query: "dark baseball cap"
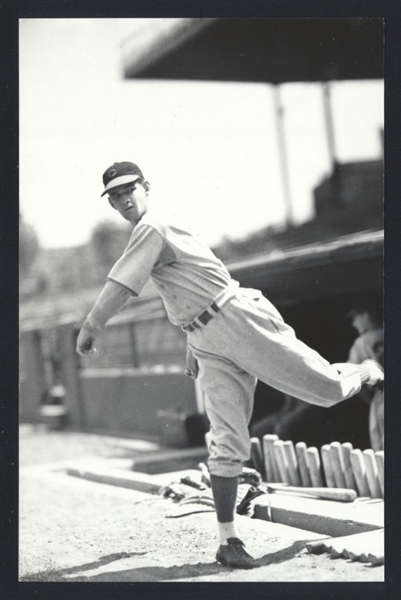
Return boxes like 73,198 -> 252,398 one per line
101,161 -> 144,197
346,306 -> 367,319
346,300 -> 380,320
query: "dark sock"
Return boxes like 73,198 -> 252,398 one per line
210,474 -> 238,523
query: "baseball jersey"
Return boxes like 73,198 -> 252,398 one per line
347,329 -> 384,366
107,208 -> 233,326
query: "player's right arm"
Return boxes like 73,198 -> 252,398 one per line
77,222 -> 163,356
76,280 -> 132,356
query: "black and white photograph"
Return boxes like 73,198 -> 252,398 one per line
12,9 -> 397,590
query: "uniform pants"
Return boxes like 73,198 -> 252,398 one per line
186,286 -> 363,477
369,390 -> 384,451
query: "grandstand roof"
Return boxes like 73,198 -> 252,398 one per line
123,18 -> 383,83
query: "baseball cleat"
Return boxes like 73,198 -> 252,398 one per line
216,538 -> 260,569
363,359 -> 384,391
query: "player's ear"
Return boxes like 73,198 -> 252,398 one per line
143,180 -> 151,195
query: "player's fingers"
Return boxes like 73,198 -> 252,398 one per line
77,334 -> 97,355
77,345 -> 97,356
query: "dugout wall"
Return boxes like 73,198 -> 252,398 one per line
19,229 -> 383,446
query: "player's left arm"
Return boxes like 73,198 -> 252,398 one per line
76,280 -> 132,355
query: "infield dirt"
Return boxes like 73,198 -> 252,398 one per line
18,426 -> 384,583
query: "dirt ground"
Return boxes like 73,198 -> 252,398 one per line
18,425 -> 385,584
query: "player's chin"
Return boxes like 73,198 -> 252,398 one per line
122,213 -> 135,223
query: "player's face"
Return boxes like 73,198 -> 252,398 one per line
108,180 -> 150,224
351,312 -> 370,335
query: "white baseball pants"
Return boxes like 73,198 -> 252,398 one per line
187,286 -> 363,477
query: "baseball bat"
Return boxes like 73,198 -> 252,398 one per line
264,483 -> 357,502
350,449 -> 370,497
363,449 -> 382,499
306,446 -> 325,487
250,437 -> 264,475
273,440 -> 290,483
329,441 -> 347,489
283,440 -> 302,486
341,442 -> 357,491
262,434 -> 279,482
295,441 -> 312,487
321,444 -> 336,488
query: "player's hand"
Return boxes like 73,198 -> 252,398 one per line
76,319 -> 99,356
185,346 -> 199,379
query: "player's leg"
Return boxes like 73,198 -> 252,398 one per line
202,289 -> 382,407
187,287 -> 370,404
369,390 -> 384,451
192,346 -> 260,569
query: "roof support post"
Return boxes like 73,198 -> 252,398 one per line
322,81 -> 338,172
273,85 -> 294,226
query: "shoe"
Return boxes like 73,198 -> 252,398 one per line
216,538 -> 260,569
363,359 -> 384,391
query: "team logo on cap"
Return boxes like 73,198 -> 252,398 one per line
108,169 -> 117,178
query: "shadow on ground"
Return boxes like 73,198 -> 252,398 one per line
62,540 -> 317,582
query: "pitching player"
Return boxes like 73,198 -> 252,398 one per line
77,161 -> 384,569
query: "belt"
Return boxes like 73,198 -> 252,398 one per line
182,302 -> 220,332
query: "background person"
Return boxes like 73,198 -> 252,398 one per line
347,303 -> 384,451
250,303 -> 383,451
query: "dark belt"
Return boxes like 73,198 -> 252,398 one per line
182,302 -> 220,332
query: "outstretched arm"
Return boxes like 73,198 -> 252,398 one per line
76,280 -> 132,356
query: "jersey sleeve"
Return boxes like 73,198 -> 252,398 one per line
347,331 -> 384,365
347,340 -> 363,364
107,224 -> 164,295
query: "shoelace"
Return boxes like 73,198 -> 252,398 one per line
229,540 -> 249,557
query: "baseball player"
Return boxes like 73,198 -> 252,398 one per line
347,304 -> 384,451
76,161 -> 384,569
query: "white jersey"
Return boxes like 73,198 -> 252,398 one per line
102,209 -> 374,480
108,208 -> 232,326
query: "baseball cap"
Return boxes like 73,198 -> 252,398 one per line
346,306 -> 367,319
346,300 -> 379,320
101,161 -> 144,197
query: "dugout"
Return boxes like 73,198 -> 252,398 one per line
76,228 -> 382,446
19,229 -> 382,444
19,19 -> 384,446
118,17 -> 384,448
228,229 -> 383,450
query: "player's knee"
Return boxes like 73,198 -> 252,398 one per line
207,456 -> 243,478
